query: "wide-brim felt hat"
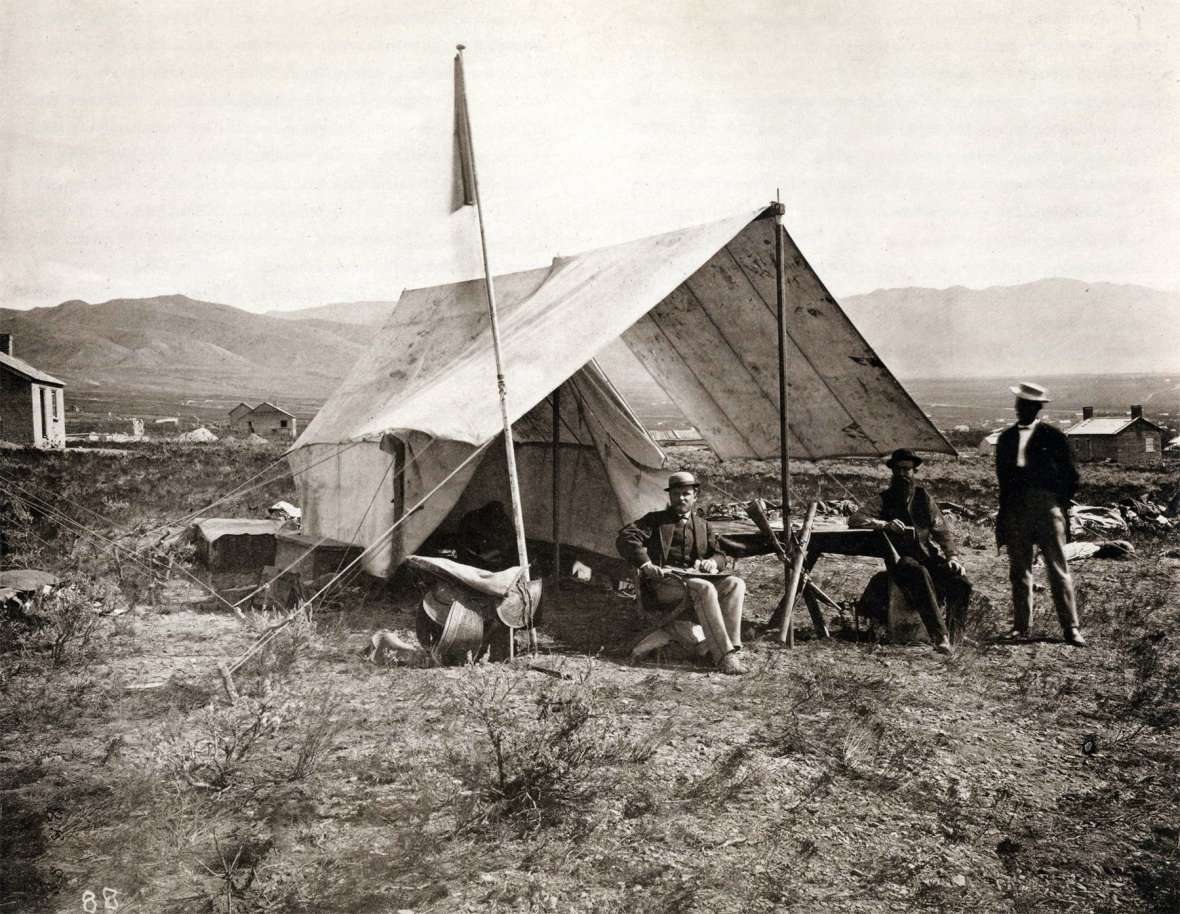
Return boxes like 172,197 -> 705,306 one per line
418,583 -> 474,653
436,600 -> 485,664
495,571 -> 543,628
1009,381 -> 1051,402
885,448 -> 923,469
665,471 -> 700,491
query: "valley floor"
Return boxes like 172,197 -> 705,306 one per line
1,445 -> 1178,913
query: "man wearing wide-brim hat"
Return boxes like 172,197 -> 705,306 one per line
616,471 -> 748,674
995,382 -> 1085,646
849,448 -> 972,654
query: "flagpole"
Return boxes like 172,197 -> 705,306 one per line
551,391 -> 561,596
455,45 -> 535,655
772,194 -> 794,646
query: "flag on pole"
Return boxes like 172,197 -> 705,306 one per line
449,45 -> 536,655
452,51 -> 477,210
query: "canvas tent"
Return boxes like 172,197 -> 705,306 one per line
290,206 -> 953,576
978,430 -> 1002,457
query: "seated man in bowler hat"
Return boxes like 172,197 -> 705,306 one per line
616,471 -> 748,675
849,448 -> 972,654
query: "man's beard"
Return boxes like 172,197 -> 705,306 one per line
889,478 -> 915,501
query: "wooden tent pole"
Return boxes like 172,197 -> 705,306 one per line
551,391 -> 561,593
455,45 -> 534,655
772,195 -> 793,646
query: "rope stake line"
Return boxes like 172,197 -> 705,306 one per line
217,440 -> 495,684
125,440 -> 364,542
3,432 -> 443,622
110,448 -> 292,542
229,534 -> 335,610
0,474 -> 244,616
237,435 -> 449,610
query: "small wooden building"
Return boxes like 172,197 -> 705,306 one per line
227,401 -> 298,440
0,334 -> 66,449
228,402 -> 253,425
249,402 -> 297,440
1065,406 -> 1165,467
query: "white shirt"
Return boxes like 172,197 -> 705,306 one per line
1016,419 -> 1039,468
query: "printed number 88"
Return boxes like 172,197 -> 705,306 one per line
81,888 -> 119,911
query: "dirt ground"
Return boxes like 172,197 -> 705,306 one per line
2,447 -> 1178,913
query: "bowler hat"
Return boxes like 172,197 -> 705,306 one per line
885,448 -> 923,469
665,471 -> 700,491
1009,381 -> 1051,403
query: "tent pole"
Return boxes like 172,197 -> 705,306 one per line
772,195 -> 794,646
455,45 -> 534,656
552,392 -> 561,594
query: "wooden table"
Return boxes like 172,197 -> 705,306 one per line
715,519 -> 904,636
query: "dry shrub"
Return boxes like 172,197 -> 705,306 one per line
1107,632 -> 1180,736
678,744 -> 771,807
194,829 -> 275,913
158,695 -> 286,792
0,576 -> 120,665
450,662 -> 668,835
837,711 -> 933,792
287,688 -> 345,782
156,685 -> 344,795
236,613 -> 318,697
958,591 -> 1001,642
40,580 -> 116,665
0,490 -> 40,566
0,660 -> 123,732
751,671 -> 823,756
1095,552 -> 1180,737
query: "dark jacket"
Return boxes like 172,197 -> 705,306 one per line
850,485 -> 956,563
994,421 -> 1079,545
616,508 -> 722,570
877,485 -> 956,563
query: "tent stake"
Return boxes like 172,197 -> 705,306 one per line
455,45 -> 535,655
772,195 -> 792,645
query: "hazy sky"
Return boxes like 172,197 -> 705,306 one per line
2,0 -> 1177,312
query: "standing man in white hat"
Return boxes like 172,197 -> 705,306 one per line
617,471 -> 748,674
995,382 -> 1086,646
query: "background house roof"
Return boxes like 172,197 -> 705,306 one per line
1066,416 -> 1165,436
250,401 -> 294,417
0,351 -> 64,387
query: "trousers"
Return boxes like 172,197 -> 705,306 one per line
651,574 -> 745,661
857,557 -> 972,644
1004,488 -> 1078,632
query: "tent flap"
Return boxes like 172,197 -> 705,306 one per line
623,215 -> 951,459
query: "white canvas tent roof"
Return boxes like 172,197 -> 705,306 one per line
291,206 -> 952,576
978,430 -> 1003,455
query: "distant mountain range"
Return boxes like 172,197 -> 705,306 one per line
2,280 -> 1176,409
0,294 -> 371,399
268,300 -> 398,326
840,278 -> 1180,378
